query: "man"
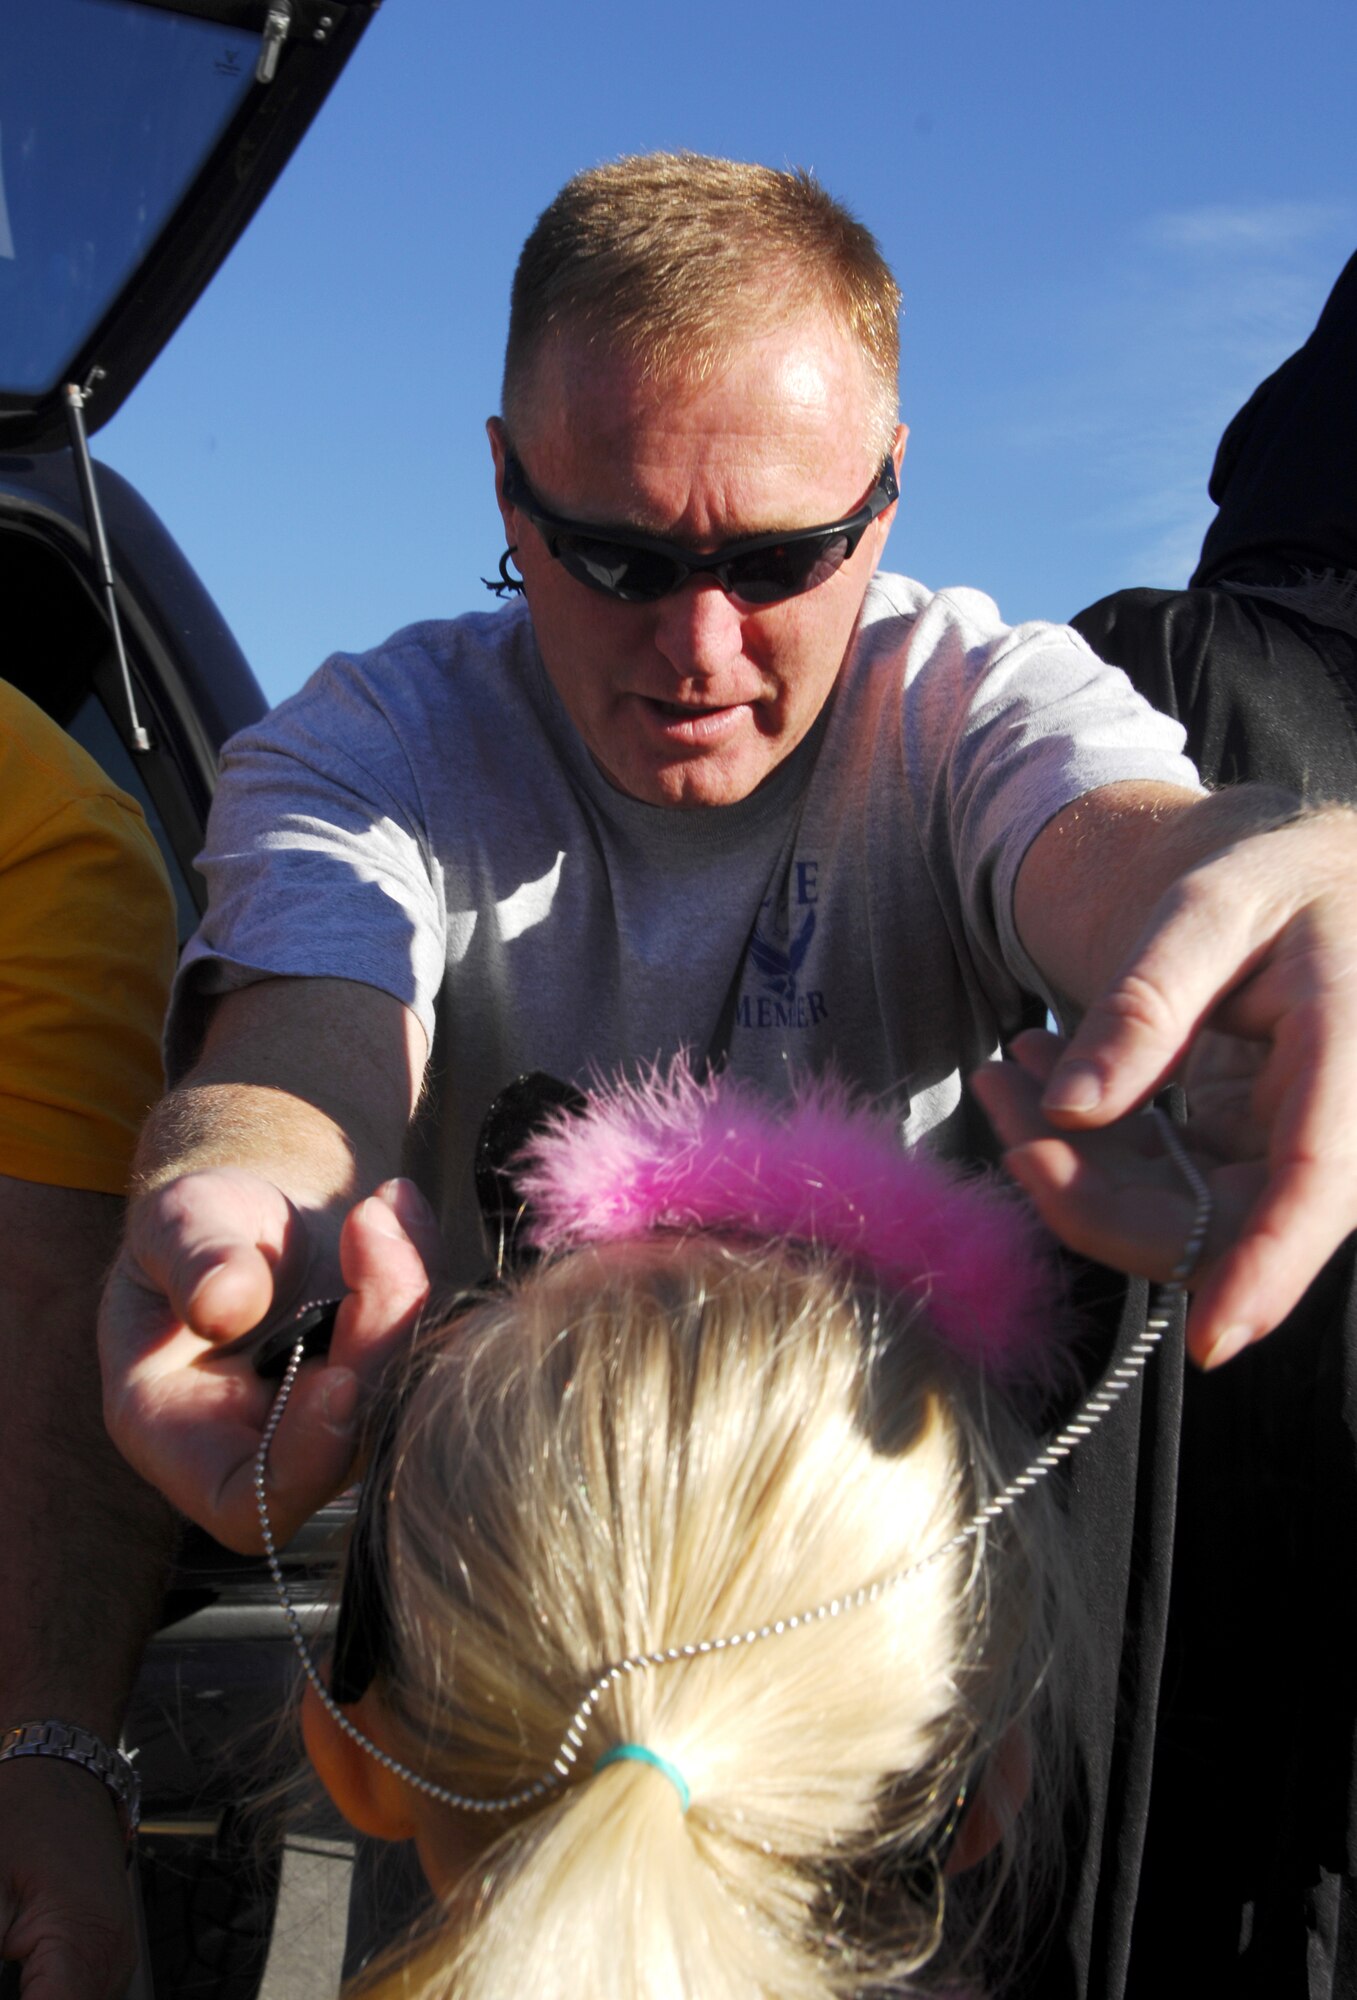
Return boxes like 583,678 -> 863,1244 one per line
0,681 -> 177,1999
100,156 -> 1355,1991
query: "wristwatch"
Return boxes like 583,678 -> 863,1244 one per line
0,1719 -> 141,1842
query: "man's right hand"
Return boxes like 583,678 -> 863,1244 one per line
100,1170 -> 439,1550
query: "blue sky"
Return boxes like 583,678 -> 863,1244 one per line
100,0 -> 1356,708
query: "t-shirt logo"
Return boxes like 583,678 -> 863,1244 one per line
749,906 -> 816,1002
735,857 -> 828,1032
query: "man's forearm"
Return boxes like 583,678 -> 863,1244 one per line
98,976 -> 433,1546
132,1078 -> 366,1210
121,978 -> 429,1341
0,1181 -> 174,1735
133,974 -> 427,1205
1014,779 -> 1304,1016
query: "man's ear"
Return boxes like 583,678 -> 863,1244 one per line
866,422 -> 910,579
301,1681 -> 419,1842
944,1723 -> 1032,1877
486,416 -> 516,542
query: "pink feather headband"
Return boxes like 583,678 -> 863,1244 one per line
515,1061 -> 1063,1380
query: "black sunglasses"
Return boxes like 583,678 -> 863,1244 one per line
502,448 -> 899,606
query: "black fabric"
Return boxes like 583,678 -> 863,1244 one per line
1064,243 -> 1357,1997
1193,248 -> 1357,587
1014,1272 -> 1187,2000
1071,583 -> 1357,1994
1075,586 -> 1357,799
1132,1259 -> 1357,1996
1068,596 -> 1357,1992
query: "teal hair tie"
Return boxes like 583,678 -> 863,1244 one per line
593,1743 -> 691,1813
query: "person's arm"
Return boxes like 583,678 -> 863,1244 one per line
976,779 -> 1357,1364
0,1178 -> 174,2000
100,975 -> 439,1550
1010,779 -> 1301,1014
0,707 -> 184,1998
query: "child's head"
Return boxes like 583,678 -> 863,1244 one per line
284,1080 -> 1080,2000
296,1069 -> 1075,1998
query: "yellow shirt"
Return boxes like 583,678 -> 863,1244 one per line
1,681 -> 176,1193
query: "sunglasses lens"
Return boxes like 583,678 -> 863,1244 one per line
547,524 -> 858,605
556,536 -> 685,603
727,532 -> 853,606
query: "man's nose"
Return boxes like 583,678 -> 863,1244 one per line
651,578 -> 748,681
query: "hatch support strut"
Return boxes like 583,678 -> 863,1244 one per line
63,378 -> 152,753
257,3 -> 292,83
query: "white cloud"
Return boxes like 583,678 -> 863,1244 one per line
995,201 -> 1353,597
1143,200 -> 1347,254
0,123 -> 14,260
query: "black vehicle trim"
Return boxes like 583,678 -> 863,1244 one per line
0,0 -> 381,450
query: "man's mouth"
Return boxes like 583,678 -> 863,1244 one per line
647,698 -> 730,719
623,693 -> 755,754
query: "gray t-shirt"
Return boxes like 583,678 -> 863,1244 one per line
173,574 -> 1198,1279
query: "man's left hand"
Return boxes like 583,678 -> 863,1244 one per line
980,807 -> 1357,1367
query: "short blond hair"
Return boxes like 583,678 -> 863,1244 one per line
502,153 -> 902,460
349,1236 -> 1068,2000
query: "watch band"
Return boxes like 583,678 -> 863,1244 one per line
0,1719 -> 141,1842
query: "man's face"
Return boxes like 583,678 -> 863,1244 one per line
490,315 -> 906,809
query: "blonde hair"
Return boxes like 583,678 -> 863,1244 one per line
345,1234 -> 1067,2000
502,153 -> 902,460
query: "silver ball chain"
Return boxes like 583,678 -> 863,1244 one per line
256,1109 -> 1209,1816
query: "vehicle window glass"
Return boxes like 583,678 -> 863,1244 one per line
67,690 -> 200,945
0,0 -> 259,395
